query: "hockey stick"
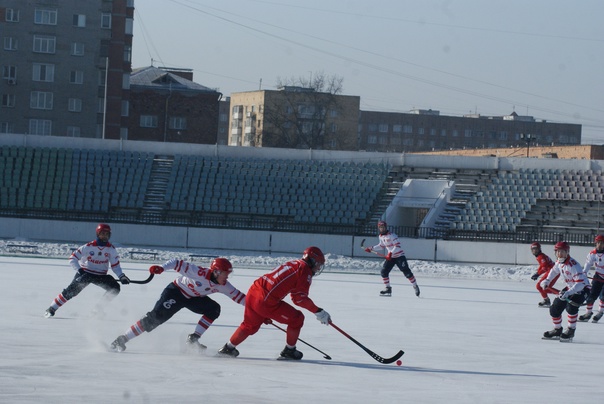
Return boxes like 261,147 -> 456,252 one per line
116,273 -> 154,284
329,322 -> 404,364
268,322 -> 332,360
360,238 -> 388,259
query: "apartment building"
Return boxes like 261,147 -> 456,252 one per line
359,109 -> 582,153
229,87 -> 360,150
0,0 -> 133,139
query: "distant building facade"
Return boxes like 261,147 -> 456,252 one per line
0,0 -> 134,139
128,66 -> 222,144
359,109 -> 582,153
229,88 -> 360,150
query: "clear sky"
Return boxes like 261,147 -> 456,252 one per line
131,0 -> 604,145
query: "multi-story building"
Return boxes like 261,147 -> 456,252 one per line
359,109 -> 582,153
128,66 -> 222,144
229,87 -> 360,150
0,0 -> 133,139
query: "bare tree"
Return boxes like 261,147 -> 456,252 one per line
260,72 -> 346,149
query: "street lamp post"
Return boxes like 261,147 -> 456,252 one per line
520,133 -> 536,158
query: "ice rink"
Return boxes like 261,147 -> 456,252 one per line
1,255 -> 602,403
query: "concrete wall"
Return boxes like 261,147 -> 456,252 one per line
0,218 -> 593,265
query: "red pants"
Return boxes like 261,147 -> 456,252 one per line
230,283 -> 305,347
537,272 -> 560,298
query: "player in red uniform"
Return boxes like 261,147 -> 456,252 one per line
529,242 -> 559,307
218,246 -> 331,360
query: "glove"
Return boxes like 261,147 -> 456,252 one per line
559,290 -> 569,301
263,318 -> 272,325
531,272 -> 539,281
540,280 -> 549,290
149,265 -> 164,275
364,247 -> 371,253
386,252 -> 393,261
119,274 -> 130,285
315,308 -> 331,325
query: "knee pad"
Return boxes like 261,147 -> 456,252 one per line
140,312 -> 162,333
289,310 -> 305,329
205,301 -> 221,321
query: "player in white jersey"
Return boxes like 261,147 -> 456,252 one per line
110,257 -> 245,352
364,220 -> 420,297
541,241 -> 591,342
578,234 -> 604,323
44,224 -> 130,318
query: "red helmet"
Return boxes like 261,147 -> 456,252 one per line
595,235 -> 604,243
210,258 -> 233,274
96,223 -> 111,237
377,220 -> 387,228
303,246 -> 325,276
530,242 -> 541,250
377,220 -> 388,235
554,241 -> 570,252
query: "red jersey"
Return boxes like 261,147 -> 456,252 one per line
253,259 -> 319,313
535,252 -> 555,276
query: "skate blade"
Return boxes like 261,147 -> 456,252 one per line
379,294 -> 392,297
559,338 -> 573,343
277,356 -> 302,361
541,336 -> 560,340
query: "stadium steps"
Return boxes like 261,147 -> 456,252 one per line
142,155 -> 174,216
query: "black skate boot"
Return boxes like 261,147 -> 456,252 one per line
413,284 -> 420,297
279,346 -> 303,360
186,333 -> 207,351
542,327 -> 562,340
44,307 -> 56,318
559,327 -> 575,342
218,343 -> 239,358
578,312 -> 592,322
380,286 -> 392,297
592,311 -> 603,323
537,297 -> 551,308
110,335 -> 128,352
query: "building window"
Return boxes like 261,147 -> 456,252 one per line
329,109 -> 338,118
378,124 -> 388,133
169,117 -> 187,130
71,42 -> 85,56
1,94 -> 16,108
123,45 -> 131,63
30,91 -> 54,110
68,98 -> 82,112
392,124 -> 402,133
70,70 -> 84,84
430,128 -> 436,136
368,123 -> 377,132
0,122 -> 15,133
32,63 -> 55,82
122,73 -> 130,89
73,14 -> 86,27
29,119 -> 52,135
452,129 -> 459,137
367,135 -> 377,144
440,129 -> 447,136
33,35 -> 56,53
379,136 -> 388,145
403,124 -> 413,133
4,37 -> 18,51
34,8 -> 57,25
418,127 -> 425,135
330,123 -> 338,133
2,66 -> 17,81
6,9 -> 20,22
121,100 -> 129,117
67,126 -> 81,137
125,18 -> 133,34
140,115 -> 158,128
464,129 -> 472,137
101,13 -> 111,29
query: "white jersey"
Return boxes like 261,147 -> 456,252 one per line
69,240 -> 124,277
370,231 -> 405,258
163,258 -> 246,304
583,249 -> 604,278
545,256 -> 590,296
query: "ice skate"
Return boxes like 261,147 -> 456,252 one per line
542,327 -> 562,340
559,327 -> 575,342
110,335 -> 128,352
413,284 -> 420,297
218,343 -> 239,358
379,286 -> 392,297
537,297 -> 551,308
186,333 -> 207,351
279,346 -> 303,360
44,307 -> 56,318
592,311 -> 603,323
578,312 -> 592,322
